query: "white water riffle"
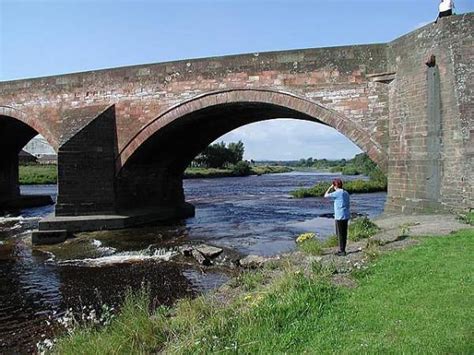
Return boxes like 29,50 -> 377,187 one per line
90,239 -> 116,255
54,248 -> 177,267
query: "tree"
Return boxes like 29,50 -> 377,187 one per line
193,141 -> 246,169
227,140 -> 244,164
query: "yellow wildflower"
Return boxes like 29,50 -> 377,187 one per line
296,232 -> 317,243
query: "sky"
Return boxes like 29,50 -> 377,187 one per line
1,0 -> 473,160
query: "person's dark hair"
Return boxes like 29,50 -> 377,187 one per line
332,178 -> 343,188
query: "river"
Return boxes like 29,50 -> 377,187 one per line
0,171 -> 386,352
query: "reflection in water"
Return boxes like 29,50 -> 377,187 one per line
0,172 -> 386,351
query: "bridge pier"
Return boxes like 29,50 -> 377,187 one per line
55,105 -> 118,216
0,151 -> 20,206
38,105 -> 194,234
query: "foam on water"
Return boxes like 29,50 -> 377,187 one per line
55,248 -> 177,267
91,239 -> 102,247
90,239 -> 117,255
0,216 -> 40,224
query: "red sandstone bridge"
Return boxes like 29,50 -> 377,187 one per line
0,14 -> 472,235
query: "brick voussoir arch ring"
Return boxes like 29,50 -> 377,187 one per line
117,89 -> 387,172
0,105 -> 58,152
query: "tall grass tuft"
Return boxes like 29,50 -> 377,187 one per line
53,288 -> 167,354
349,217 -> 380,241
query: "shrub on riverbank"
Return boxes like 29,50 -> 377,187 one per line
53,229 -> 474,353
291,178 -> 387,198
458,211 -> 474,225
19,165 -> 57,184
349,217 -> 380,241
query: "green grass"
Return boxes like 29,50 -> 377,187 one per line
251,165 -> 292,175
297,238 -> 324,255
54,229 -> 474,354
183,167 -> 235,178
349,216 -> 380,241
291,179 -> 387,198
304,229 -> 474,353
458,211 -> 474,226
296,218 -> 378,256
53,288 -> 167,354
184,165 -> 291,179
17,164 -> 289,184
296,232 -> 338,255
19,164 -> 57,184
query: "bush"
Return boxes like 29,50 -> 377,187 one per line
349,217 -> 380,241
340,166 -> 360,175
231,161 -> 252,176
457,211 -> 474,226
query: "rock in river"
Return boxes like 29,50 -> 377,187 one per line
191,249 -> 211,266
239,255 -> 269,268
195,244 -> 223,258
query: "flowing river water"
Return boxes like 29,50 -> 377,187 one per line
0,171 -> 386,352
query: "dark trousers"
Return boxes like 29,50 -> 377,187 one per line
335,219 -> 349,252
439,9 -> 452,18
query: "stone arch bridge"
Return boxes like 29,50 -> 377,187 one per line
0,14 -> 472,232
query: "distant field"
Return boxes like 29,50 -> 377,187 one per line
18,164 -> 292,184
19,165 -> 57,184
184,165 -> 292,178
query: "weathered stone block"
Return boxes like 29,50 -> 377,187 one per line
32,230 -> 68,245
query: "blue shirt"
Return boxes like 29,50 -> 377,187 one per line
327,189 -> 350,220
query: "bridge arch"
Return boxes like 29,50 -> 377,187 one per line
0,106 -> 57,151
115,89 -> 388,211
0,106 -> 57,208
118,89 -> 387,173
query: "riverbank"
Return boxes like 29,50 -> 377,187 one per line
18,165 -> 292,184
51,214 -> 473,353
19,165 -> 57,185
291,178 -> 387,198
184,165 -> 292,179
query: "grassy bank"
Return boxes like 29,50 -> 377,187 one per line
53,228 -> 473,354
19,165 -> 57,185
184,165 -> 292,179
297,217 -> 380,254
291,178 -> 387,198
18,164 -> 291,184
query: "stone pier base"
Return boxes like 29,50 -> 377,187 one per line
1,195 -> 54,211
37,203 -> 195,234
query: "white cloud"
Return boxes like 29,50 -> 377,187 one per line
214,119 -> 362,160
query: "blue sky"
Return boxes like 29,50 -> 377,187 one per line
1,0 -> 473,160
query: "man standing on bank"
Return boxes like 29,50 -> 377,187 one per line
437,0 -> 455,20
324,178 -> 350,256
